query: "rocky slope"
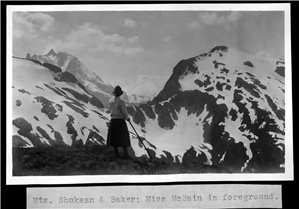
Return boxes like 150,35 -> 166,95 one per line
12,56 -> 155,159
13,146 -> 230,176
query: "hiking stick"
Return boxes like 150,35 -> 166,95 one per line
128,120 -> 153,160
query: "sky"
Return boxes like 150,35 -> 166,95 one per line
11,6 -> 285,90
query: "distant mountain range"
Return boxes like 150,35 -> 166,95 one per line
26,49 -> 115,107
124,75 -> 166,103
26,49 -> 156,106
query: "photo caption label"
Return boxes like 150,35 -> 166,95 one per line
27,184 -> 282,208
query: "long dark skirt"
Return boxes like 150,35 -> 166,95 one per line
106,119 -> 131,147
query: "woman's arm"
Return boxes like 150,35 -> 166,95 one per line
120,100 -> 129,120
107,97 -> 114,114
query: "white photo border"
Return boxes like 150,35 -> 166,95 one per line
6,3 -> 293,185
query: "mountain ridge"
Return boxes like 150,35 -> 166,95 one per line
26,50 -> 114,107
127,45 -> 285,172
26,50 -> 152,107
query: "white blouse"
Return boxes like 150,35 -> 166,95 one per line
109,96 -> 129,119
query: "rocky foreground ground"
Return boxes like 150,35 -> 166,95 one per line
12,146 -> 231,176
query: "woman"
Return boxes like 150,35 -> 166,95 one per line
106,85 -> 131,159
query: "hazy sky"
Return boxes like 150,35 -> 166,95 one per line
12,7 -> 285,88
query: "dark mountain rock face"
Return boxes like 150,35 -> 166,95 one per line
13,135 -> 30,147
220,68 -> 229,75
36,126 -> 66,147
62,87 -> 90,103
154,57 -> 198,102
213,60 -> 225,69
244,61 -> 254,68
246,72 -> 267,90
209,46 -> 229,53
26,53 -> 31,59
45,80 -> 104,117
235,77 -> 261,98
195,76 -> 212,88
34,96 -> 60,120
275,60 -> 285,77
66,114 -> 78,142
216,81 -> 226,91
18,89 -> 31,95
85,130 -> 106,146
13,117 -> 44,147
182,147 -> 208,164
264,94 -> 285,120
15,100 -> 22,107
43,63 -> 62,73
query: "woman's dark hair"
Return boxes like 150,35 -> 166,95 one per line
113,85 -> 124,97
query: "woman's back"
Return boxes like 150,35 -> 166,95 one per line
109,96 -> 128,119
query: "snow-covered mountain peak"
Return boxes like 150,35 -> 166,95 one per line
123,75 -> 167,104
45,49 -> 57,57
136,45 -> 285,172
26,50 -> 116,107
209,45 -> 229,53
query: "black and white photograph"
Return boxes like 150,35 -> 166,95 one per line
6,4 -> 293,184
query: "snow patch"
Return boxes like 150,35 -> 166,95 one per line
135,105 -> 212,163
219,151 -> 227,163
259,121 -> 266,129
222,112 -> 255,171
